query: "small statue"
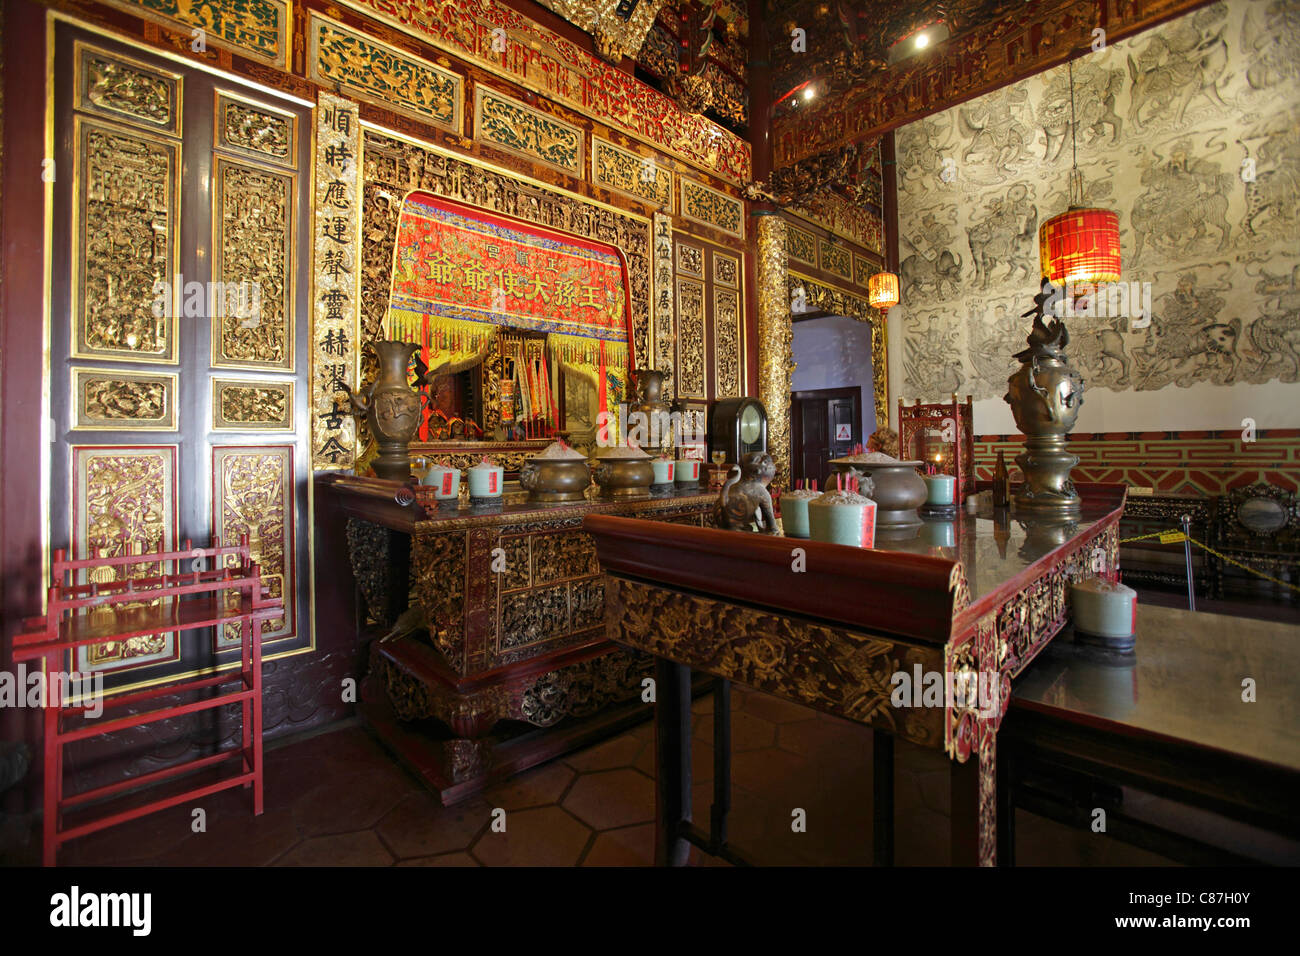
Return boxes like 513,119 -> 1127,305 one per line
714,452 -> 779,534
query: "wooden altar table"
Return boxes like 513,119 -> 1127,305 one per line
584,484 -> 1127,865
1000,604 -> 1300,866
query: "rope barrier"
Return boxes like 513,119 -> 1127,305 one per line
1118,528 -> 1300,594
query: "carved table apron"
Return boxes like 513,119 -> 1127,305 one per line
325,474 -> 715,804
586,484 -> 1127,865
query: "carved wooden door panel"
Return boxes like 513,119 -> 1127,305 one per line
47,19 -> 314,696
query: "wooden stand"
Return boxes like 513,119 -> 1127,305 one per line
899,394 -> 975,506
13,536 -> 282,866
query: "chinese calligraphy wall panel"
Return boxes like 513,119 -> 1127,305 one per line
312,92 -> 361,470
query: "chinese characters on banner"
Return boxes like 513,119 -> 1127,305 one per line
311,92 -> 361,469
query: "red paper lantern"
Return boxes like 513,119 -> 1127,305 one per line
868,271 -> 900,310
1039,207 -> 1121,285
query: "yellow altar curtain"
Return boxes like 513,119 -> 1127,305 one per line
386,312 -> 496,376
552,333 -> 627,442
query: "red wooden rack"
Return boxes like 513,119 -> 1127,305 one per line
13,535 -> 282,866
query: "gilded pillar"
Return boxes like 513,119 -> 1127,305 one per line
756,214 -> 791,489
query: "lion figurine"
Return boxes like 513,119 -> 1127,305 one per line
713,452 -> 779,534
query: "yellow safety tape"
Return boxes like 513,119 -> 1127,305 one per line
1118,527 -> 1300,594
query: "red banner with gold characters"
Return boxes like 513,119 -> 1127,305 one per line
387,191 -> 633,357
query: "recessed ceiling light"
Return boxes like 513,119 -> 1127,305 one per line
915,33 -> 930,49
803,85 -> 816,101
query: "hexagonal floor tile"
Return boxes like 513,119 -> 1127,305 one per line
396,851 -> 481,866
562,768 -> 654,830
483,761 -> 575,811
471,806 -> 591,866
582,823 -> 654,866
563,733 -> 644,773
376,792 -> 492,858
273,830 -> 394,866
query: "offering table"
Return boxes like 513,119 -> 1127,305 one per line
321,473 -> 714,804
584,483 -> 1126,865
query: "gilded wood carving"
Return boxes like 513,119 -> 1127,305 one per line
212,157 -> 294,370
72,368 -> 178,431
73,116 -> 180,364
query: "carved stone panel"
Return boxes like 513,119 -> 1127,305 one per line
215,90 -> 296,166
211,157 -> 294,370
675,277 -> 707,399
212,445 -> 295,647
211,378 -> 294,431
72,367 -> 178,431
73,116 -> 179,364
71,445 -> 179,674
75,42 -> 180,136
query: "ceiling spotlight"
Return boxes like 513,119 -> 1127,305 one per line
888,22 -> 950,63
915,33 -> 930,50
802,85 -> 816,101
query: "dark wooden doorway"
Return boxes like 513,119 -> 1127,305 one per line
790,386 -> 862,489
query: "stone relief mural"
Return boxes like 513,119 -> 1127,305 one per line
896,0 -> 1300,401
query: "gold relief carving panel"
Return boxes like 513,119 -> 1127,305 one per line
593,137 -> 672,207
73,117 -> 179,364
312,95 -> 362,469
675,243 -> 703,278
212,378 -> 294,431
652,213 -> 675,398
335,0 -> 750,183
360,127 -> 651,409
785,224 -> 817,266
72,367 -> 178,431
212,158 -> 293,370
533,0 -> 672,62
679,178 -> 744,239
411,531 -> 468,672
713,252 -> 739,289
713,286 -> 742,400
854,254 -> 879,288
71,445 -> 178,674
675,276 -> 706,399
95,0 -> 289,69
213,445 -> 294,647
75,42 -> 180,136
500,583 -> 570,652
215,90 -> 296,166
531,531 -> 598,586
474,87 -> 583,175
499,535 -> 531,591
309,14 -> 462,134
819,240 -> 853,281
